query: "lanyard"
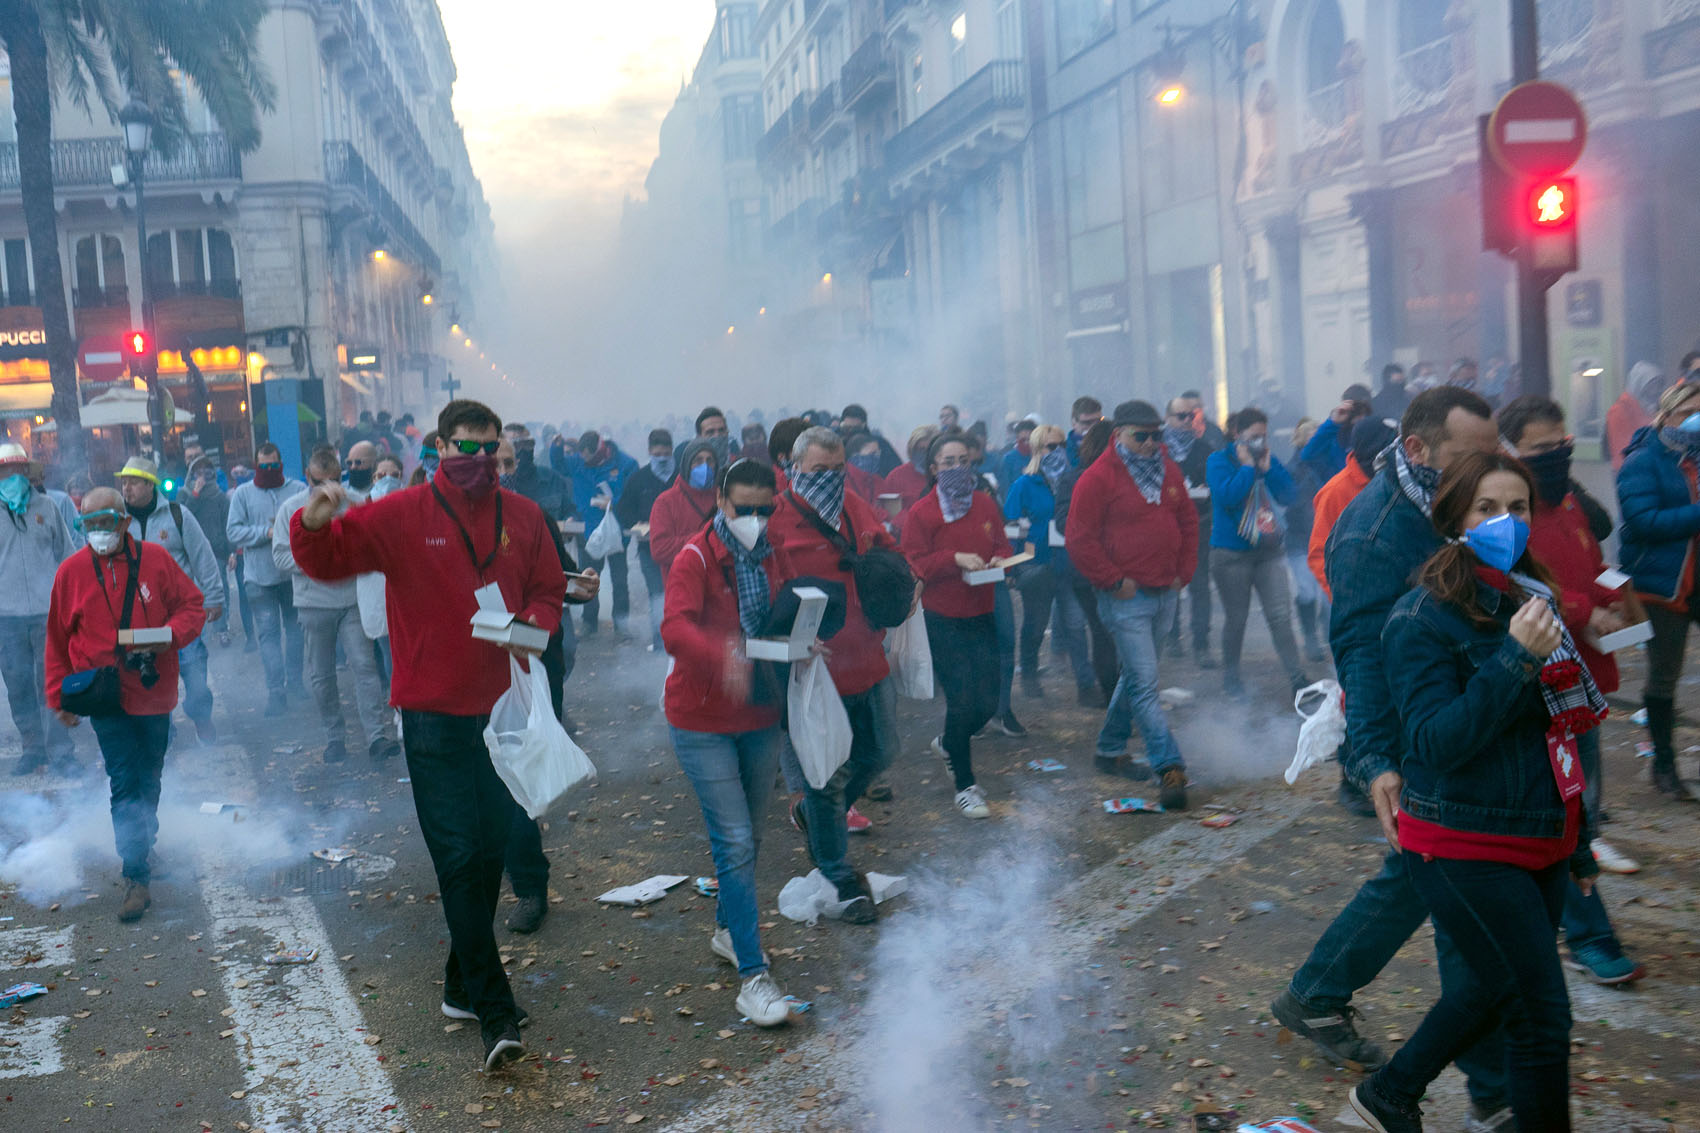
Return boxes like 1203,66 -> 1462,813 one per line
431,482 -> 503,579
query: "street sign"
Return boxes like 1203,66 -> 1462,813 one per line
1489,81 -> 1587,177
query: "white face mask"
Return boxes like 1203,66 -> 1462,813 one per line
87,530 -> 122,556
725,514 -> 766,550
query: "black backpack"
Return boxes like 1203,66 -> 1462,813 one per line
787,492 -> 915,630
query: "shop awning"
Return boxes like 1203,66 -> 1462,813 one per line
81,386 -> 195,428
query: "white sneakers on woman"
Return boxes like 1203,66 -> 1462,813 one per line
955,784 -> 990,819
736,972 -> 792,1027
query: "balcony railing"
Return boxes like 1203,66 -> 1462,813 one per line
841,34 -> 894,107
1303,81 -> 1348,148
810,82 -> 840,134
0,132 -> 240,192
885,61 -> 1026,178
324,140 -> 442,275
756,93 -> 808,165
1392,38 -> 1453,120
73,285 -> 131,309
150,278 -> 243,302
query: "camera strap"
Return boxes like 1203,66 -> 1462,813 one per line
90,540 -> 144,663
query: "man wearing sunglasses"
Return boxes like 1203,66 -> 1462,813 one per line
1067,400 -> 1196,809
291,399 -> 567,1073
1163,395 -> 1223,668
227,442 -> 307,715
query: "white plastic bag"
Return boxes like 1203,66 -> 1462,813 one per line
484,657 -> 596,818
1286,679 -> 1345,785
788,656 -> 852,789
777,868 -> 909,925
884,607 -> 934,700
584,507 -> 622,562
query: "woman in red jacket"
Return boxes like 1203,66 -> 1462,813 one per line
649,438 -> 723,578
901,432 -> 1013,819
663,458 -> 797,1027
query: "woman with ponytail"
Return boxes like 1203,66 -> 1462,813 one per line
1348,452 -> 1601,1133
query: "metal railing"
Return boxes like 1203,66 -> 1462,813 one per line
756,93 -> 808,165
810,82 -> 840,133
0,132 -> 240,192
323,140 -> 441,275
1392,38 -> 1453,120
151,278 -> 242,302
1303,81 -> 1348,148
885,61 -> 1026,176
73,285 -> 130,309
841,34 -> 894,106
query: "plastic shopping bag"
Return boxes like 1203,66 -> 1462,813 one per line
788,655 -> 852,789
1285,679 -> 1344,785
883,606 -> 934,700
484,657 -> 596,818
584,507 -> 623,562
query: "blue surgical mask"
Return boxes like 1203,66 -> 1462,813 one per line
0,473 -> 30,516
1461,512 -> 1530,574
688,462 -> 713,489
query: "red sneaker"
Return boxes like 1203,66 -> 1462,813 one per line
846,805 -> 873,834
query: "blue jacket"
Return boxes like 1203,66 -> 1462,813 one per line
1206,447 -> 1296,552
1324,463 -> 1440,791
1000,447 -> 1029,492
1383,582 -> 1595,875
1298,417 -> 1348,482
1616,425 -> 1700,603
1003,473 -> 1056,566
561,447 -> 638,529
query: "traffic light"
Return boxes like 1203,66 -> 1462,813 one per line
124,329 -> 150,357
1527,177 -> 1579,272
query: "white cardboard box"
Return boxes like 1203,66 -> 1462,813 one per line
118,627 -> 173,647
746,586 -> 829,662
469,581 -> 551,651
963,550 -> 1036,586
562,519 -> 586,536
1592,620 -> 1654,653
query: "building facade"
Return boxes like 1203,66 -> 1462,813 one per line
0,0 -> 493,478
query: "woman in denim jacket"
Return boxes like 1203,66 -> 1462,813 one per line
1349,452 -> 1603,1133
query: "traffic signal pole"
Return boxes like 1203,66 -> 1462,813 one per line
1511,0 -> 1551,396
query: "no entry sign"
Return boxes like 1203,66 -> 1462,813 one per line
1489,81 -> 1587,176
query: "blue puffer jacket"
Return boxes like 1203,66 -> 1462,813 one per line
1616,425 -> 1700,603
561,446 -> 639,529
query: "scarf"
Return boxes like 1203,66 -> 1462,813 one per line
1163,424 -> 1196,464
0,473 -> 31,519
791,467 -> 845,528
937,466 -> 976,522
1659,426 -> 1700,462
1040,448 -> 1069,487
1477,567 -> 1610,737
1115,442 -> 1166,505
712,512 -> 773,638
1393,444 -> 1441,517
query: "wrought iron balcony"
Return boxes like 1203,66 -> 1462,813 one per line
756,93 -> 809,165
324,140 -> 442,276
885,61 -> 1027,182
841,35 -> 895,109
0,132 -> 241,193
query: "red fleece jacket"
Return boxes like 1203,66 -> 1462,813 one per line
1066,448 -> 1198,592
901,490 -> 1013,619
662,527 -> 795,733
46,538 -> 207,716
768,489 -> 901,696
290,480 -> 565,716
649,480 -> 719,576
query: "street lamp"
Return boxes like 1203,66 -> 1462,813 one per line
120,98 -> 165,457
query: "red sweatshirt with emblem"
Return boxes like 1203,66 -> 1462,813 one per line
45,538 -> 207,716
901,490 -> 1014,619
290,480 -> 566,716
649,479 -> 719,577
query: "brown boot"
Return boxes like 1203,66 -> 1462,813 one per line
119,882 -> 151,923
1159,769 -> 1189,811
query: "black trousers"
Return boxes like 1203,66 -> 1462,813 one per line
925,611 -> 1000,790
400,709 -> 520,1036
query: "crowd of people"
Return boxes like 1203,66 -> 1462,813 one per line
1,356 -> 1694,1117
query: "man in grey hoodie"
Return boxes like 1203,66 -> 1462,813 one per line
227,442 -> 306,715
0,442 -> 76,774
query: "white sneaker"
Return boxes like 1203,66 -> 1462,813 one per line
931,735 -> 948,765
955,784 -> 990,819
735,972 -> 791,1027
710,926 -> 768,967
1591,839 -> 1640,874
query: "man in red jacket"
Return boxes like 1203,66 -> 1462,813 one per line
770,427 -> 906,923
292,400 -> 566,1074
1067,400 -> 1197,809
46,487 -> 207,922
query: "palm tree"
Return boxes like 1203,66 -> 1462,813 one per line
0,0 -> 274,475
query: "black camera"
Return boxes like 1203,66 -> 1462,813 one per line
124,649 -> 160,689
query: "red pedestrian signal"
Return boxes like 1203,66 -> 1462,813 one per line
1529,179 -> 1577,228
124,329 -> 151,356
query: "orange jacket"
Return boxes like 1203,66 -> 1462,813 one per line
1308,460 -> 1372,599
1606,392 -> 1650,472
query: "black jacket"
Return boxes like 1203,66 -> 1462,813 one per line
507,452 -> 576,523
615,464 -> 675,529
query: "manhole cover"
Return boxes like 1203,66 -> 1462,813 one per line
259,861 -> 353,895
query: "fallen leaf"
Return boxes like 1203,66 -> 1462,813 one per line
1004,1078 -> 1030,1088
625,1116 -> 645,1125
231,1090 -> 247,1099
190,989 -> 207,998
444,1022 -> 464,1033
717,1029 -> 735,1039
465,1103 -> 484,1114
662,1075 -> 686,1087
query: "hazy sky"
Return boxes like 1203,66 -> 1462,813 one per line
432,0 -> 714,407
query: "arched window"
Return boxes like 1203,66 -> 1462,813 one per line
1304,0 -> 1346,142
73,234 -> 126,307
1395,0 -> 1453,115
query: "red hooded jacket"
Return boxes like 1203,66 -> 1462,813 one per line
46,537 -> 207,716
290,479 -> 566,716
649,479 -> 719,577
1066,447 -> 1198,592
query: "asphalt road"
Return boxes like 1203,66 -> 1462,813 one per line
3,604 -> 1697,1133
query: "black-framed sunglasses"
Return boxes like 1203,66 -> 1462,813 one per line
1170,409 -> 1199,422
1127,429 -> 1161,443
1042,442 -> 1064,452
732,504 -> 776,518
448,439 -> 501,456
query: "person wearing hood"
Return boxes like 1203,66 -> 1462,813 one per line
1372,363 -> 1410,423
117,456 -> 224,746
615,429 -> 677,651
45,487 -> 206,921
1617,379 -> 1700,798
560,429 -> 636,637
183,456 -> 233,646
650,438 -> 723,578
228,442 -> 307,712
1606,361 -> 1663,472
0,441 -> 77,775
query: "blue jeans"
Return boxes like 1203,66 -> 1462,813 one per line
671,725 -> 781,977
802,678 -> 899,887
1095,588 -> 1183,773
177,634 -> 213,725
993,582 -> 1016,716
1561,729 -> 1619,954
637,542 -> 665,649
245,579 -> 303,693
1289,847 -> 1507,1109
90,713 -> 171,884
0,614 -> 73,764
1378,855 -> 1570,1127
1048,565 -> 1094,692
